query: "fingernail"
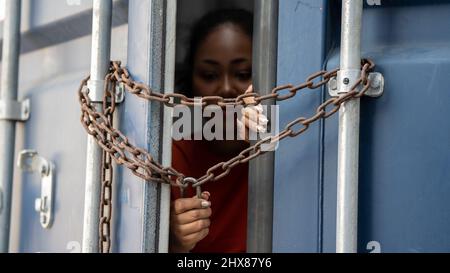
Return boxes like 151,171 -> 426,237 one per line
257,125 -> 266,133
259,116 -> 269,124
239,130 -> 246,141
255,105 -> 263,113
201,201 -> 211,208
202,191 -> 210,198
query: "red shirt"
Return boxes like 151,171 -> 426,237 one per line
171,139 -> 248,253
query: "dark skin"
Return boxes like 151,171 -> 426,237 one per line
193,23 -> 253,157
169,23 -> 253,253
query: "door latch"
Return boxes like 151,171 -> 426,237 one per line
17,150 -> 55,229
328,72 -> 384,98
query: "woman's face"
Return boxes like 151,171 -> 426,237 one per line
192,24 -> 252,98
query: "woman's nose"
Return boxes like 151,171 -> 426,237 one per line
218,75 -> 238,98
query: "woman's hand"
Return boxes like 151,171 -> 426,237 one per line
169,192 -> 212,253
237,85 -> 269,142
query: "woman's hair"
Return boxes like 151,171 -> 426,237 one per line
177,9 -> 253,96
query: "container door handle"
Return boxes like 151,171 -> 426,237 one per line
17,150 -> 55,229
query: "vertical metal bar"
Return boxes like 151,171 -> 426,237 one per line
116,0 -> 168,253
0,0 -> 22,253
138,0 -> 169,253
335,0 -> 363,253
82,0 -> 112,253
247,0 -> 278,253
158,0 -> 177,253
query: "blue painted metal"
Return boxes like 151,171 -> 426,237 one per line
6,0 -> 450,253
323,1 -> 450,253
276,0 -> 450,253
274,0 -> 328,253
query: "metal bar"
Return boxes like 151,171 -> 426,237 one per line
0,0 -> 22,253
247,0 -> 278,253
82,0 -> 112,253
125,0 -> 169,253
158,0 -> 177,253
335,0 -> 363,253
0,0 -> 128,57
140,0 -> 163,253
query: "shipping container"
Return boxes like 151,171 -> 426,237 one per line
0,0 -> 448,253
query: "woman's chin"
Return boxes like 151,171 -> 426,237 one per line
207,138 -> 249,157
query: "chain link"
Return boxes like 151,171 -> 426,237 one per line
99,76 -> 114,253
79,59 -> 376,249
79,59 -> 375,187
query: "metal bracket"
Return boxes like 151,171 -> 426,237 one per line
86,80 -> 125,103
17,150 -> 55,229
328,72 -> 384,98
0,99 -> 30,121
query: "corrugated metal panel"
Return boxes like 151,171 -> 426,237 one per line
0,0 -> 128,56
3,0 -> 449,253
275,0 -> 450,253
323,1 -> 450,253
9,19 -> 127,253
274,0 -> 327,252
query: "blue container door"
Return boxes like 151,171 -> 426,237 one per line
274,0 -> 329,252
275,0 -> 450,253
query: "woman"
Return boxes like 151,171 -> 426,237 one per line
169,9 -> 267,253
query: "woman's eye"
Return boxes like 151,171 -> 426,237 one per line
200,72 -> 218,81
236,71 -> 251,81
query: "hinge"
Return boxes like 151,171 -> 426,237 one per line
0,99 -> 30,121
17,150 -> 55,229
86,80 -> 125,103
328,72 -> 384,98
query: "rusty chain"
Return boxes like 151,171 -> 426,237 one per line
99,77 -> 115,253
108,60 -> 348,107
79,59 -> 376,252
79,59 -> 375,187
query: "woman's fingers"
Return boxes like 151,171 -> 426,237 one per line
170,223 -> 210,253
169,194 -> 213,252
171,193 -> 211,215
237,84 -> 270,142
237,119 -> 247,141
243,85 -> 257,105
244,84 -> 253,94
181,228 -> 210,249
238,105 -> 268,142
243,116 -> 267,134
241,105 -> 266,123
173,206 -> 212,225
197,191 -> 210,201
173,218 -> 211,236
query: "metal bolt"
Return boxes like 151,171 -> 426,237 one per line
115,83 -> 125,102
343,78 -> 350,85
41,165 -> 47,175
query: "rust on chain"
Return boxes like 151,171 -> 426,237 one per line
99,81 -> 114,253
78,59 -> 376,191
